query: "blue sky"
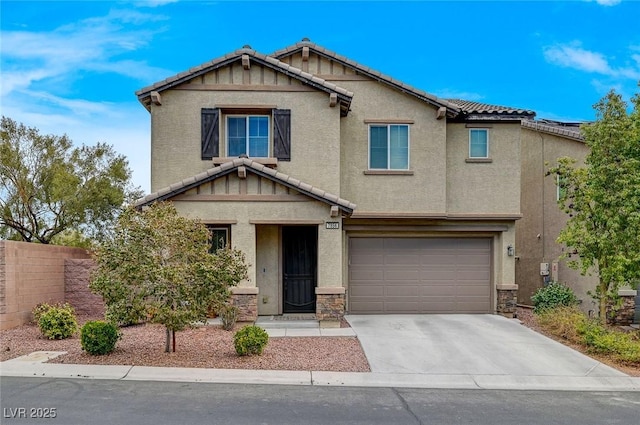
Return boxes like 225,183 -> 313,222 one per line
2,0 -> 639,193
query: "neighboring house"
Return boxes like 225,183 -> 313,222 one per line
517,120 -> 638,323
134,38 -> 630,322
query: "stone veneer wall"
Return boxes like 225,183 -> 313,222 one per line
607,293 -> 636,326
65,259 -> 104,317
0,241 -> 91,330
316,293 -> 345,321
496,287 -> 518,318
231,293 -> 258,322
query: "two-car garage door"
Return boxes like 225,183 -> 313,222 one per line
349,238 -> 492,314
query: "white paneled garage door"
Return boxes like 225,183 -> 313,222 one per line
349,237 -> 492,314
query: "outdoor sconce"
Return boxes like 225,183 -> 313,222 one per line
507,245 -> 515,257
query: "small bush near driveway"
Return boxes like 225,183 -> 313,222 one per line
531,282 -> 578,314
233,325 -> 269,356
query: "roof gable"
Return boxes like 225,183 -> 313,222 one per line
134,158 -> 356,214
136,47 -> 354,115
273,39 -> 461,117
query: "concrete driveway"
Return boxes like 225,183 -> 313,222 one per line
346,314 -> 626,377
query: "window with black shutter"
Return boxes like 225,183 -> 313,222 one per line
201,108 -> 220,160
273,109 -> 291,161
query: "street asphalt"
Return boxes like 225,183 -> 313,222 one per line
1,314 -> 639,391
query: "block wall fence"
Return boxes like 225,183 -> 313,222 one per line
0,240 -> 102,330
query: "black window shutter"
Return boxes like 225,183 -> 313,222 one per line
201,108 -> 220,160
273,109 -> 291,161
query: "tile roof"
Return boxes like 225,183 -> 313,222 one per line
445,99 -> 536,118
521,119 -> 584,142
136,47 -> 354,113
134,157 -> 357,214
272,39 -> 461,117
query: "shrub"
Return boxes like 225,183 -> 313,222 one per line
36,303 -> 78,340
577,321 -> 640,363
219,304 -> 239,331
536,306 -> 586,344
531,282 -> 578,313
80,321 -> 121,355
233,325 -> 269,356
32,302 -> 54,323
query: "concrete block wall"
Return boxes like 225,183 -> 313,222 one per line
65,259 -> 104,316
0,241 -> 91,330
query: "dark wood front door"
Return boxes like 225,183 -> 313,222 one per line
283,226 -> 317,313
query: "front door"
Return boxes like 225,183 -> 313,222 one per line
283,226 -> 317,313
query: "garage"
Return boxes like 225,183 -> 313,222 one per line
348,237 -> 492,314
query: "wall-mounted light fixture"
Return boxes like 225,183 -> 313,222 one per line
507,245 -> 515,257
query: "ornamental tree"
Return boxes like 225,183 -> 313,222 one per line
549,89 -> 640,322
0,116 -> 141,246
90,202 -> 248,352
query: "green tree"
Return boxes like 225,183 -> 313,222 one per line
0,116 -> 141,245
90,202 -> 248,352
550,89 -> 640,322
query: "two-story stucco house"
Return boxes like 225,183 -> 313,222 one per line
135,38 -> 538,323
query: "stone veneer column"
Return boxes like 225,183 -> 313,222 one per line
315,287 -> 345,323
496,284 -> 518,318
231,287 -> 258,322
607,289 -> 637,326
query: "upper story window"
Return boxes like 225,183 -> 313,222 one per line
227,115 -> 269,157
201,108 -> 291,161
469,129 -> 489,158
369,124 -> 409,170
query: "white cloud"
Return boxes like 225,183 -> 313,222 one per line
0,9 -> 172,97
131,0 -> 180,8
594,0 -> 622,6
544,44 -> 613,74
0,8 -> 171,193
543,42 -> 640,80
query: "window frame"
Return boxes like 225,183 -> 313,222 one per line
207,225 -> 231,253
225,114 -> 271,158
367,124 -> 410,170
468,128 -> 489,159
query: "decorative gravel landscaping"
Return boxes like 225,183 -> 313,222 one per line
0,316 -> 370,372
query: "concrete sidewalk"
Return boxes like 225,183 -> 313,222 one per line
1,352 -> 639,391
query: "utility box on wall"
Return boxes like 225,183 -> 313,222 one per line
540,263 -> 550,276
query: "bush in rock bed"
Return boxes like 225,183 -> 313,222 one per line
80,321 -> 121,355
233,325 -> 269,356
531,282 -> 578,314
35,302 -> 78,340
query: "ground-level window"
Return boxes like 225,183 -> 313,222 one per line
369,124 -> 409,170
208,225 -> 231,252
227,115 -> 269,157
469,129 -> 489,158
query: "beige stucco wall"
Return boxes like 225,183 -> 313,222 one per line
173,196 -> 343,298
338,80 -> 448,213
446,123 -> 521,214
256,225 -> 279,315
150,86 -> 341,195
517,128 -> 597,311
